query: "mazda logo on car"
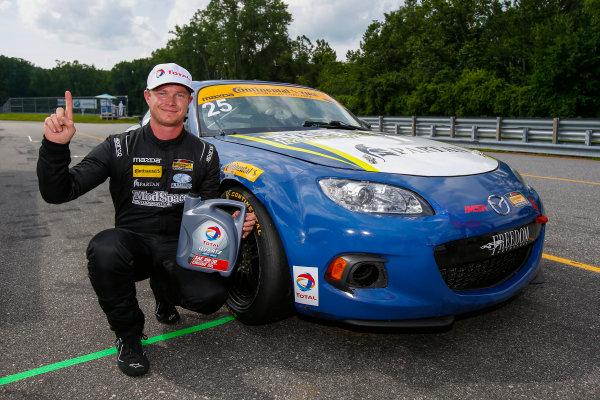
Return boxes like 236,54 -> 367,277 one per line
488,195 -> 510,215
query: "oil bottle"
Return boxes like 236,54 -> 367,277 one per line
176,193 -> 246,277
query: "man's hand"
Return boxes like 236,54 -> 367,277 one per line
44,91 -> 76,144
233,211 -> 257,239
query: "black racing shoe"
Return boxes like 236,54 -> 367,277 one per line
155,301 -> 180,324
115,335 -> 149,377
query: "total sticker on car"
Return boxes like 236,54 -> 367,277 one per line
293,266 -> 319,306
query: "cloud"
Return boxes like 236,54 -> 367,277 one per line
15,0 -> 163,50
286,0 -> 403,59
166,0 -> 209,31
3,0 -> 403,69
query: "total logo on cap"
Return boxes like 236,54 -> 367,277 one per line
147,62 -> 193,92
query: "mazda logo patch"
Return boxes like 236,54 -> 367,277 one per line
488,195 -> 510,215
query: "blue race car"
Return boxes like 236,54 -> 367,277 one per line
141,81 -> 547,327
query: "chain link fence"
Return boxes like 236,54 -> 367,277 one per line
1,95 -> 129,119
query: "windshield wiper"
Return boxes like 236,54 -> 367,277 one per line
302,120 -> 362,130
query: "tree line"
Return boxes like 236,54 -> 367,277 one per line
1,0 -> 599,118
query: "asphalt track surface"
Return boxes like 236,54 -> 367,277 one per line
0,121 -> 598,399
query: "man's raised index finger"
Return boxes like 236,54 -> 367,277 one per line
65,91 -> 73,119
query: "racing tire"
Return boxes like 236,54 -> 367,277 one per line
222,186 -> 295,324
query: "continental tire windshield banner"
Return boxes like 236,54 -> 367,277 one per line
198,84 -> 336,105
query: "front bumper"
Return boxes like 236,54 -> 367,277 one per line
286,206 -> 546,323
295,227 -> 545,322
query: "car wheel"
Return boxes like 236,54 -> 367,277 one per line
222,186 -> 295,324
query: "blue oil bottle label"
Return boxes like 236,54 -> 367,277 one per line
187,221 -> 231,272
177,196 -> 246,276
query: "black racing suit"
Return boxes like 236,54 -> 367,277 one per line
37,123 -> 227,338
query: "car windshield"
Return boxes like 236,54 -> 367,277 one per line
196,83 -> 365,135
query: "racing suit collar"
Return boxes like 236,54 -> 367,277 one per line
144,123 -> 188,146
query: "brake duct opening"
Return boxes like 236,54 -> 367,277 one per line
325,253 -> 388,292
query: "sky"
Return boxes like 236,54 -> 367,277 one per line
0,0 -> 403,71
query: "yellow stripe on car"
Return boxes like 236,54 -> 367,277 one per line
307,141 -> 379,172
231,134 -> 365,169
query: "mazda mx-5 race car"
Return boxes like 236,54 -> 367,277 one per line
137,80 -> 547,327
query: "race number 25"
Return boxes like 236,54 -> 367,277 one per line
203,99 -> 232,117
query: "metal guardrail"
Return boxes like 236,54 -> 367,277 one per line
359,116 -> 600,158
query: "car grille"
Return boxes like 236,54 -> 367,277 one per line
437,244 -> 533,291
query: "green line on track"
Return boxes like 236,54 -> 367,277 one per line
0,315 -> 235,386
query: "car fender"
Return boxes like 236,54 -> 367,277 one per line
207,138 -> 312,258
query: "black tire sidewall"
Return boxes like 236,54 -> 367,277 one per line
223,186 -> 294,324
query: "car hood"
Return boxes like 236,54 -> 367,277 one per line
219,130 -> 498,176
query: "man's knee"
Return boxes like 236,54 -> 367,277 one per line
87,229 -> 135,276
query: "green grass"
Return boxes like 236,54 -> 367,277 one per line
0,113 -> 139,124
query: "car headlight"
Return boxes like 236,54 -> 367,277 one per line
318,178 -> 433,216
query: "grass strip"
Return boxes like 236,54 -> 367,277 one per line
0,113 -> 139,124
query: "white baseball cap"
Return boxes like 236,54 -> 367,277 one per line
146,63 -> 194,92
